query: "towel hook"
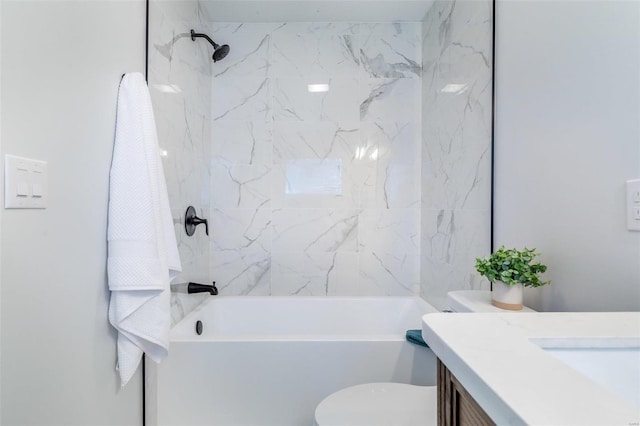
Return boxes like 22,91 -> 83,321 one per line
185,206 -> 208,236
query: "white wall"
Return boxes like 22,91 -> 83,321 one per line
1,1 -> 145,424
495,0 -> 640,312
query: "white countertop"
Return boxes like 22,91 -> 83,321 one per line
422,312 -> 640,425
446,290 -> 535,313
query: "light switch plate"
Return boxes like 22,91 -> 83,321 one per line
626,179 -> 640,231
4,155 -> 47,209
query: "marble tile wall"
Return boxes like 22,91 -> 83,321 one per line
148,1 -> 212,323
420,0 -> 493,309
208,22 -> 423,296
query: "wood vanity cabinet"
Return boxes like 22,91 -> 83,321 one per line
437,359 -> 495,426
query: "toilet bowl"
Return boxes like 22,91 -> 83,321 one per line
314,382 -> 437,426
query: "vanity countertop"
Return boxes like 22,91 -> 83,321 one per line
422,312 -> 640,425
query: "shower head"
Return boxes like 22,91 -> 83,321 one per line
212,43 -> 230,62
190,29 -> 230,63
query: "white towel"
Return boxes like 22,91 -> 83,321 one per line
108,72 -> 181,387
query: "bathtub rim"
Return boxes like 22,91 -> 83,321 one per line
170,295 -> 438,342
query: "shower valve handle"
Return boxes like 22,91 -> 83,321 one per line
190,216 -> 209,235
185,205 -> 209,236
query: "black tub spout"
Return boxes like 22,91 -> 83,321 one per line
188,281 -> 218,295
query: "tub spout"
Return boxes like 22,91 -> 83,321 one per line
188,281 -> 218,295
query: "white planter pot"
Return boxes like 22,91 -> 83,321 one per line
491,281 -> 523,311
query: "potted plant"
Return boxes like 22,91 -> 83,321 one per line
475,246 -> 550,310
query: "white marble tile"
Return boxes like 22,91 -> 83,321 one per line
272,77 -> 360,122
211,22 -> 281,41
359,23 -> 422,79
272,209 -> 359,253
325,252 -> 361,295
358,163 -> 420,209
308,22 -> 361,35
360,121 -> 420,166
157,109 -> 210,207
270,23 -> 361,78
201,21 -> 449,299
420,208 -> 491,310
420,0 -> 493,306
211,120 -> 272,165
421,120 -> 491,211
273,121 -> 359,163
209,23 -> 277,78
150,0 -> 207,26
271,251 -> 358,296
149,0 -> 212,323
359,250 -> 420,296
312,33 -> 361,77
358,209 -> 420,256
355,121 -> 420,211
269,23 -> 314,78
210,207 -> 272,252
444,0 -> 493,47
210,157 -> 271,208
421,7 -> 492,211
359,78 -> 421,122
421,209 -> 490,265
148,8 -> 497,307
170,289 -> 209,327
212,76 -> 270,121
149,26 -> 211,113
210,247 -> 271,295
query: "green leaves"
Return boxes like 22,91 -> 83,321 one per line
475,246 -> 550,288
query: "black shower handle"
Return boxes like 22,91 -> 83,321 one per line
185,206 -> 209,236
191,216 -> 209,235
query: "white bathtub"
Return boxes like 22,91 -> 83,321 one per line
146,296 -> 438,426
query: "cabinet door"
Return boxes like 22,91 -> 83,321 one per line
437,359 -> 494,426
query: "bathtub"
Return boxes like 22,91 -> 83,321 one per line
146,296 -> 438,426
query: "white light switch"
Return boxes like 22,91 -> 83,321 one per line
16,183 -> 29,197
626,179 -> 640,231
32,183 -> 43,197
4,155 -> 48,209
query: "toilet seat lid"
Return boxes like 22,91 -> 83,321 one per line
315,383 -> 436,426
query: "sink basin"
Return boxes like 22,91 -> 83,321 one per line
533,339 -> 640,409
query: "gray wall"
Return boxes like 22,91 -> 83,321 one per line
1,1 -> 145,424
494,0 -> 640,312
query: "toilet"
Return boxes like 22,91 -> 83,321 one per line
314,291 -> 535,426
314,383 -> 436,426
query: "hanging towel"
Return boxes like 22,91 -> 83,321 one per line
108,72 -> 181,387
